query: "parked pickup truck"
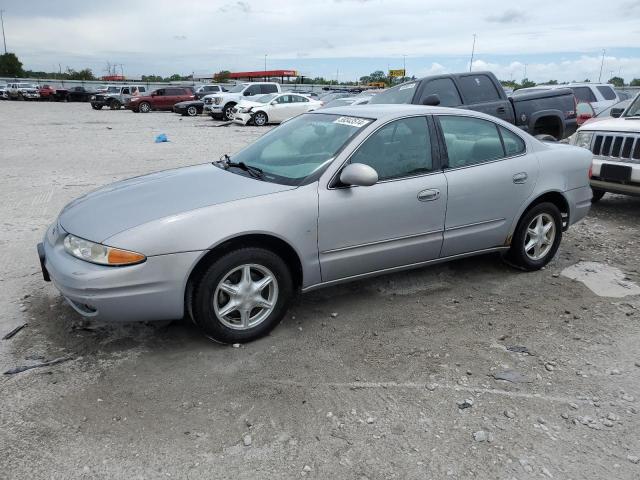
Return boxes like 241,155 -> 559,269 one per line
90,85 -> 147,110
6,82 -> 40,100
203,82 -> 281,120
370,71 -> 577,140
572,92 -> 640,201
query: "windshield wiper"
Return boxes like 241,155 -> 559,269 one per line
215,154 -> 265,179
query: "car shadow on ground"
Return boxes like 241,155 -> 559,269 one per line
590,193 -> 640,219
17,252 -> 514,362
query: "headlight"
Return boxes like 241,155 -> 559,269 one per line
574,131 -> 594,150
91,95 -> 96,100
63,235 -> 146,266
213,97 -> 221,105
239,106 -> 253,113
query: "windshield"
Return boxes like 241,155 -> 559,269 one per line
255,93 -> 278,103
369,82 -> 417,104
106,86 -> 119,93
623,94 -> 640,117
228,113 -> 373,185
227,84 -> 249,93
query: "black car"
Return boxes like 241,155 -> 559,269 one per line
173,100 -> 204,116
65,86 -> 98,102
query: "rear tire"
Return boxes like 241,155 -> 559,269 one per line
507,202 -> 562,271
192,248 -> 293,343
591,188 -> 606,203
91,104 -> 103,110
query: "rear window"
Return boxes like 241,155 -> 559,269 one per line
369,82 -> 417,104
261,84 -> 279,94
458,75 -> 501,103
418,78 -> 462,107
571,87 -> 597,103
596,86 -> 617,101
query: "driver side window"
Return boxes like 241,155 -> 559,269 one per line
350,116 -> 433,181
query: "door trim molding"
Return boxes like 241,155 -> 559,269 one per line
320,229 -> 443,254
303,246 -> 509,292
445,218 -> 505,231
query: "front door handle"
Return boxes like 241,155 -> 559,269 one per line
513,172 -> 528,184
417,189 -> 440,202
497,106 -> 506,113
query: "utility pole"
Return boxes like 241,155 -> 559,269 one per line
264,54 -> 267,81
598,49 -> 605,82
469,34 -> 476,72
0,10 -> 7,54
402,54 -> 407,82
523,63 -> 527,80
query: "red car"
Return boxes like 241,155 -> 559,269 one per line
126,87 -> 195,113
38,84 -> 63,101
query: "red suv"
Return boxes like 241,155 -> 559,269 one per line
126,87 -> 194,113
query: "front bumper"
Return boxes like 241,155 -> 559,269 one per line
21,92 -> 40,99
204,104 -> 222,114
38,223 -> 202,322
590,159 -> 640,197
232,112 -> 252,125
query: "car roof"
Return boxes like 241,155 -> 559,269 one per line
308,104 -> 491,121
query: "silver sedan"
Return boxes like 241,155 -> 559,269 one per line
38,105 -> 593,343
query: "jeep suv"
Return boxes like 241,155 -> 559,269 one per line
126,87 -> 194,113
91,85 -> 147,110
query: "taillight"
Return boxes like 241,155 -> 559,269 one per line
588,165 -> 593,178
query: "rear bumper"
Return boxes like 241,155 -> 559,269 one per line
39,223 -> 202,322
564,185 -> 592,227
590,179 -> 640,197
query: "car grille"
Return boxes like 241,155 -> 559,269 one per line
204,98 -> 212,104
592,133 -> 640,163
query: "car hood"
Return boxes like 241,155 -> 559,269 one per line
59,163 -> 296,243
237,99 -> 267,108
578,117 -> 640,133
175,100 -> 202,107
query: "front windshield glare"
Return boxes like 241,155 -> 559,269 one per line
256,93 -> 278,103
107,87 -> 119,93
369,82 -> 417,104
624,95 -> 640,117
228,84 -> 248,93
230,113 -> 373,185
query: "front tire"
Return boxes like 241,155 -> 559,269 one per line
186,105 -> 198,116
222,103 -> 236,121
253,111 -> 268,126
138,102 -> 151,113
591,188 -> 606,203
507,202 -> 562,271
192,248 -> 293,343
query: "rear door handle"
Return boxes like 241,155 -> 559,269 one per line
513,172 -> 528,184
417,189 -> 440,202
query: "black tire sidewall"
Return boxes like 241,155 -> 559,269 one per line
139,102 -> 151,113
254,112 -> 267,126
591,188 -> 605,203
187,106 -> 197,116
192,248 -> 293,343
509,202 -> 563,271
222,104 -> 235,121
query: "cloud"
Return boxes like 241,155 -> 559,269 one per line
485,9 -> 527,23
218,1 -> 251,13
173,35 -> 187,41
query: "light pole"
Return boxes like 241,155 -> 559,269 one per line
598,49 -> 605,82
264,54 -> 267,81
469,34 -> 476,72
0,10 -> 7,54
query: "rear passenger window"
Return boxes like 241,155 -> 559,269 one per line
419,78 -> 462,107
572,87 -> 597,103
499,126 -> 526,156
350,117 -> 432,181
596,86 -> 617,100
261,84 -> 278,94
458,75 -> 501,103
439,116 -> 504,168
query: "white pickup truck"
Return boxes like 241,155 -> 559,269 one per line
573,92 -> 640,201
203,82 -> 281,120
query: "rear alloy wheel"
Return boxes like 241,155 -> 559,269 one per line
138,102 -> 151,113
91,104 -> 102,110
253,111 -> 268,126
186,105 -> 198,116
507,202 -> 562,271
192,248 -> 293,343
591,188 -> 606,203
109,100 -> 121,110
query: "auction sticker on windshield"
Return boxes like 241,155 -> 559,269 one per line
399,83 -> 416,91
333,116 -> 371,128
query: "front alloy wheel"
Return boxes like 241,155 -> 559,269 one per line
139,102 -> 151,113
222,104 -> 235,121
523,213 -> 555,261
253,111 -> 268,126
192,247 -> 293,343
187,105 -> 198,116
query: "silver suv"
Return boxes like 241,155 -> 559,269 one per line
90,85 -> 147,110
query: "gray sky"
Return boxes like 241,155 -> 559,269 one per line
3,0 -> 640,82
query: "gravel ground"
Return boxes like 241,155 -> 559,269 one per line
1,101 -> 639,479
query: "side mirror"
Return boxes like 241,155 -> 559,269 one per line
339,163 -> 378,187
243,91 -> 252,96
576,102 -> 595,125
422,94 -> 441,106
270,101 -> 277,105
610,107 -> 624,118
